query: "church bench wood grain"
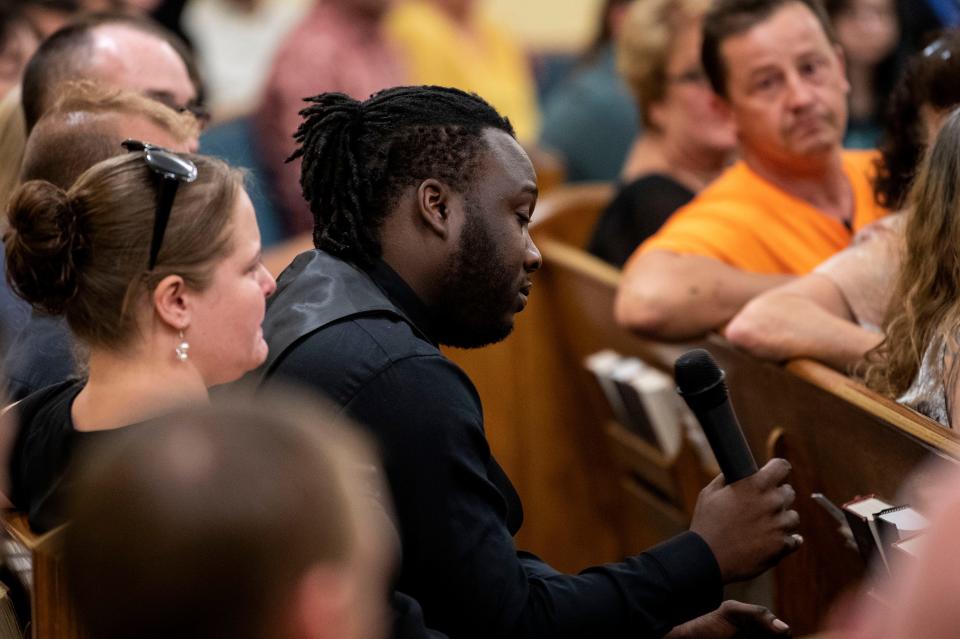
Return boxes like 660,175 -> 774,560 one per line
1,513 -> 82,639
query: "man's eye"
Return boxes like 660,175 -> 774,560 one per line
800,60 -> 825,79
753,77 -> 776,92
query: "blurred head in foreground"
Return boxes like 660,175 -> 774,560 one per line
64,394 -> 394,639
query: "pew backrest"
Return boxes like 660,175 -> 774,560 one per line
529,184 -> 960,633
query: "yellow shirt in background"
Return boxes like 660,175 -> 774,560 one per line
634,151 -> 888,275
385,0 -> 540,141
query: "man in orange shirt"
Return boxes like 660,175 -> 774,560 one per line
615,0 -> 887,340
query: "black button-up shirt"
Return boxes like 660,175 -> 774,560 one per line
263,252 -> 723,639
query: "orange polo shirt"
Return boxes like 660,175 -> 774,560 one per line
633,151 -> 887,274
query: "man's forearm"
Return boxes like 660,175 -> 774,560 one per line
616,252 -> 792,340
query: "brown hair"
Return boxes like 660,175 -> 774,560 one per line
873,31 -> 960,211
20,81 -> 198,191
64,392 -> 372,639
618,0 -> 711,130
702,0 -> 838,97
864,107 -> 960,398
4,152 -> 243,350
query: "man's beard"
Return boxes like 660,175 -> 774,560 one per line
432,202 -> 519,349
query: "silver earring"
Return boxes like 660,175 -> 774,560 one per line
175,330 -> 190,362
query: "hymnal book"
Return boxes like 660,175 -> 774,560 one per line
613,358 -> 684,458
585,351 -> 684,457
876,505 -> 928,560
891,534 -> 925,563
842,495 -> 894,568
584,350 -> 636,434
609,358 -> 663,449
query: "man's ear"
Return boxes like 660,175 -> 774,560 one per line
713,94 -> 740,140
152,274 -> 191,331
415,178 -> 452,240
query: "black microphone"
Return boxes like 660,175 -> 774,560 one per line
675,348 -> 757,483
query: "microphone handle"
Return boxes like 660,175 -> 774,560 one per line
694,400 -> 758,483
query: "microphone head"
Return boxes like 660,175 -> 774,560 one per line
675,348 -> 722,393
675,348 -> 728,408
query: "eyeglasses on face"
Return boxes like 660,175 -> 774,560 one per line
667,68 -> 709,87
121,139 -> 198,270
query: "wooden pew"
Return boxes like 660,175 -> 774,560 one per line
448,183 -> 960,635
1,514 -> 81,639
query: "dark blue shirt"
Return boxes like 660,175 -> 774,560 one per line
3,312 -> 76,403
0,244 -> 30,357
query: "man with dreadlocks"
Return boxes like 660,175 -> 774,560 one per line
249,85 -> 799,639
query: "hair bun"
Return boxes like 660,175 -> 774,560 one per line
4,180 -> 89,315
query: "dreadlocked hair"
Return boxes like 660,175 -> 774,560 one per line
289,85 -> 515,267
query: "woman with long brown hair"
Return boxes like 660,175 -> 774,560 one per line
866,106 -> 960,427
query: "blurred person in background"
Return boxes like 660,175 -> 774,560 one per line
0,87 -> 26,213
615,0 -> 888,341
64,398 -> 393,639
385,0 -> 539,142
587,0 -> 737,268
538,0 -> 639,183
0,87 -> 30,355
0,148 -> 276,530
19,0 -> 120,38
826,0 -> 901,148
0,0 -> 39,99
256,0 -> 404,236
726,32 -> 960,372
19,12 -> 204,133
2,84 -> 199,402
181,0 -> 307,118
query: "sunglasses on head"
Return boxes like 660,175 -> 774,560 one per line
121,139 -> 198,270
924,38 -> 954,62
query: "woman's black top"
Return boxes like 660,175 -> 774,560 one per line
9,380 -> 119,533
588,174 -> 695,268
